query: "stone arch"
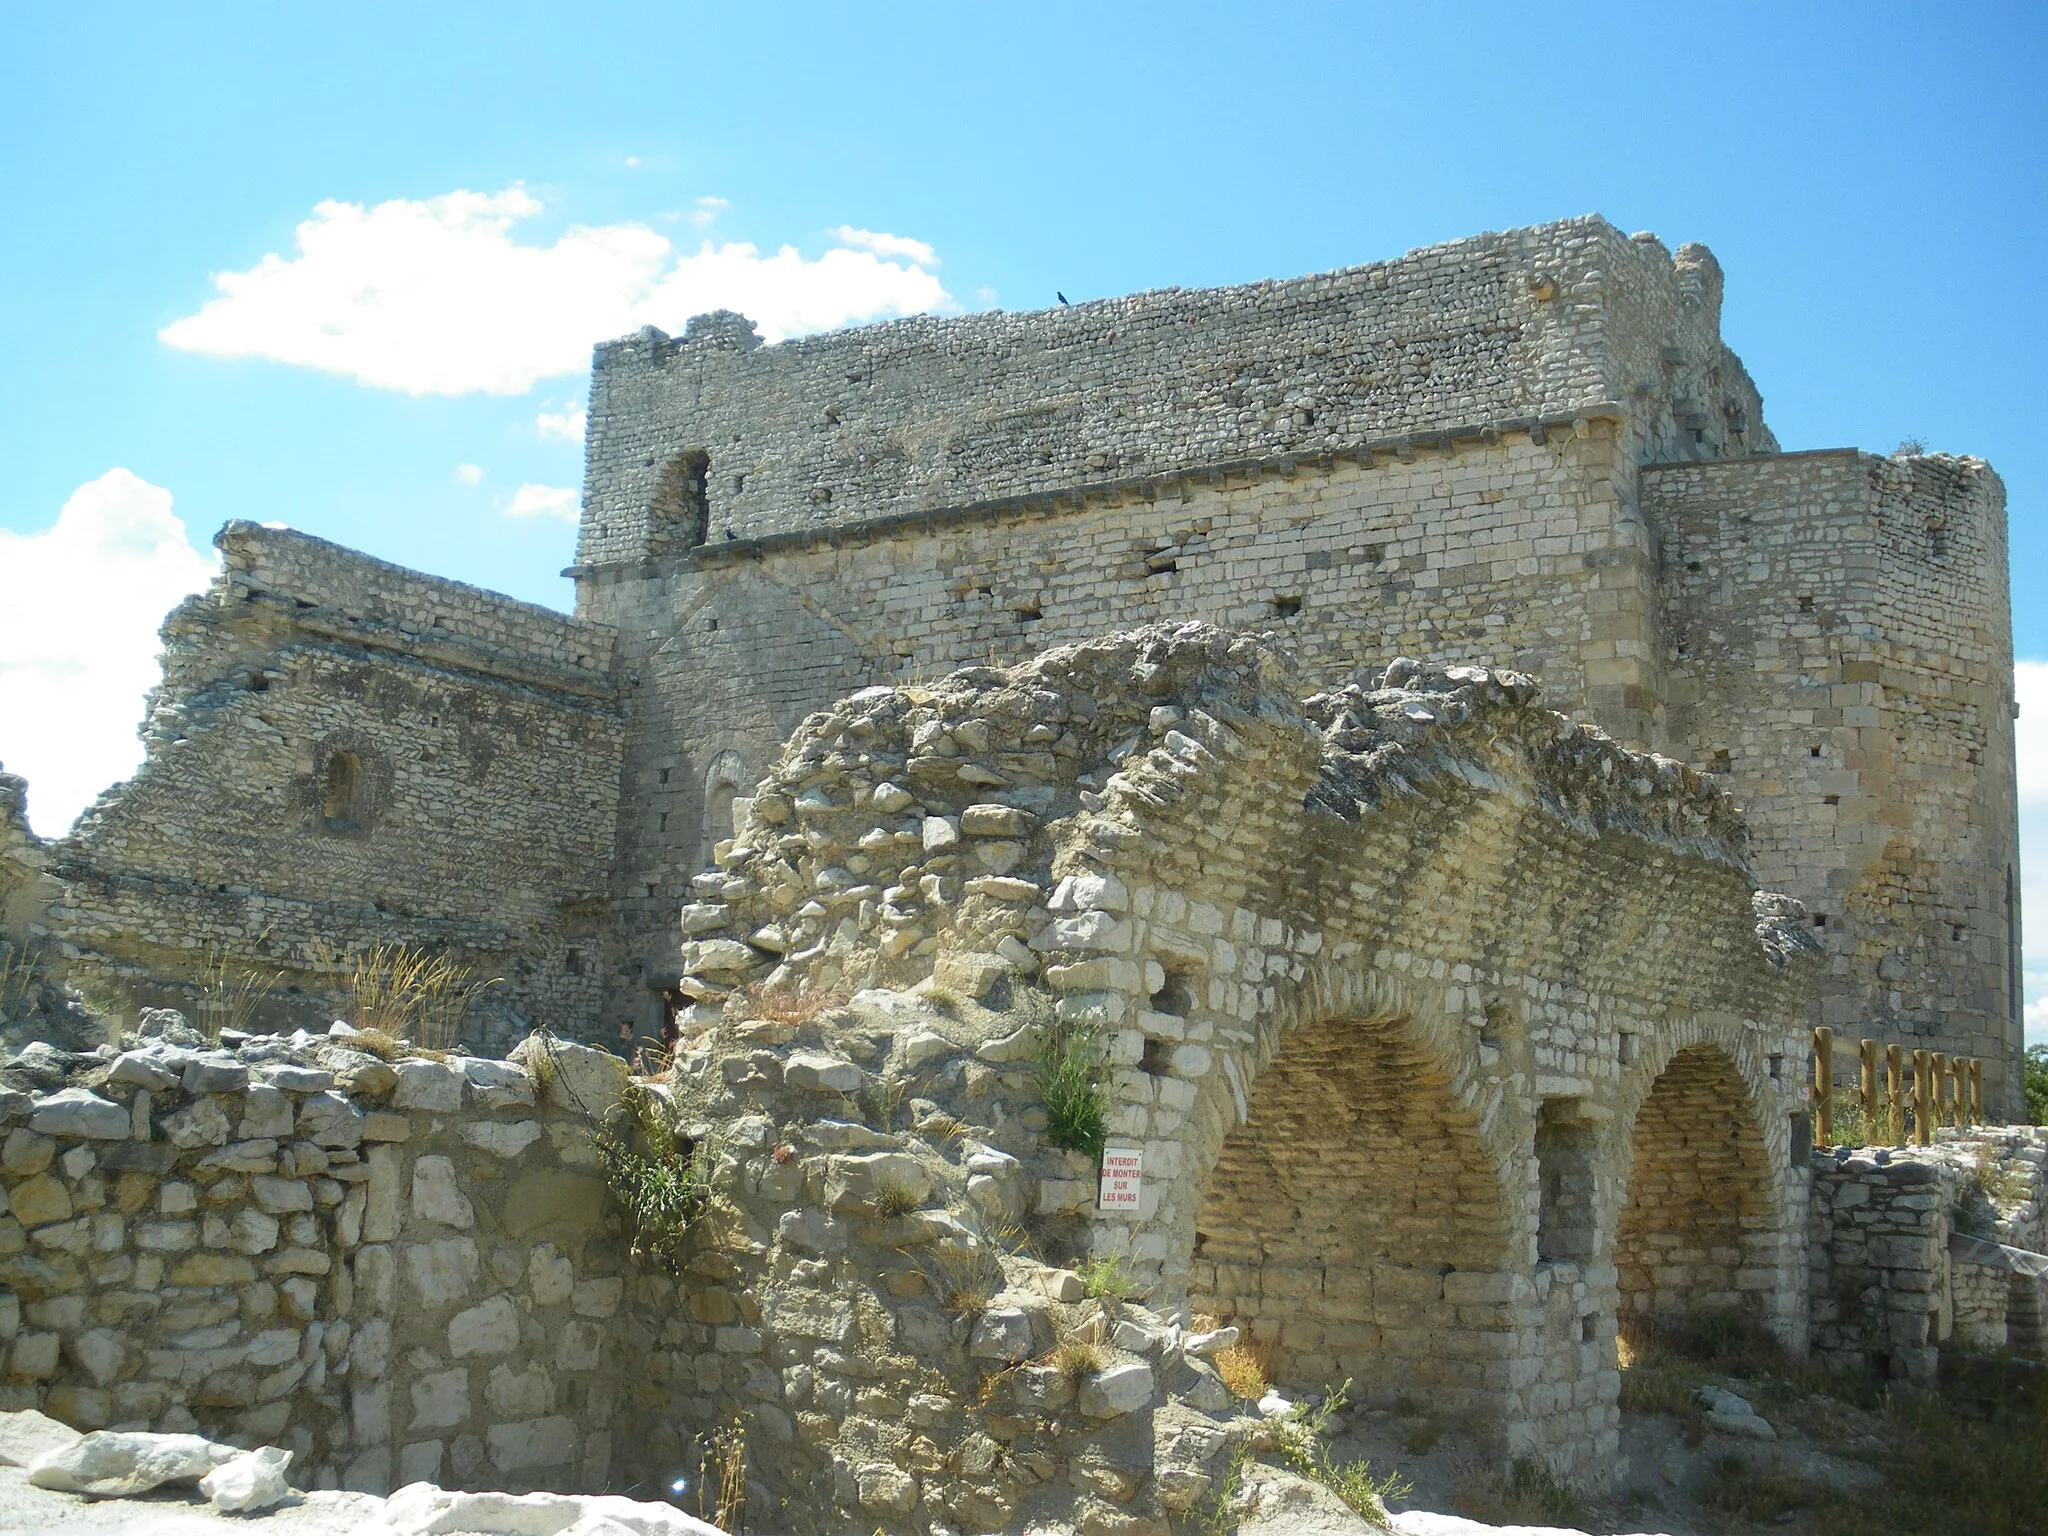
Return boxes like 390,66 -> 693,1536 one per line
1613,1032 -> 1792,1340
1184,1006 -> 1521,1421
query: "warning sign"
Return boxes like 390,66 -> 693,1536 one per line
1098,1147 -> 1143,1211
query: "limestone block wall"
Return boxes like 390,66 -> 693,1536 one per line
1648,452 -> 2019,1110
48,525 -> 626,1053
0,1026 -> 648,1498
575,214 -> 1773,566
666,625 -> 1817,1495
1806,1129 -> 2048,1381
585,420 -> 1676,1031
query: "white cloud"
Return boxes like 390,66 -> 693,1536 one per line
625,155 -> 641,168
159,187 -> 950,396
829,226 -> 938,267
454,462 -> 484,485
689,196 -> 728,230
2017,659 -> 2048,1045
0,471 -> 218,836
503,483 -> 579,523
535,401 -> 586,443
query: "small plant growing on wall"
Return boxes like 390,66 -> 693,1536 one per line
1025,987 -> 1111,1162
594,1082 -> 709,1271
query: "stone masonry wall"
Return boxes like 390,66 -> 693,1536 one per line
1648,451 -> 2019,1110
48,525 -> 626,1054
1807,1128 -> 2048,1382
575,215 -> 1773,565
587,421 -> 1677,1031
0,1022 -> 651,1499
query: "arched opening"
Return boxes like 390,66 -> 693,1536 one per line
322,751 -> 364,833
1187,1014 -> 1515,1420
1616,1044 -> 1774,1328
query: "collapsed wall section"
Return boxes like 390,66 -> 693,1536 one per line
47,525 -> 625,1053
1647,452 -> 2019,1110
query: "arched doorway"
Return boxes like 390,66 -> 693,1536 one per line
1186,1013 -> 1517,1421
1615,1043 -> 1778,1330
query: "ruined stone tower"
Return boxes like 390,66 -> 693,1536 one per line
20,213 -> 2019,1111
568,215 -> 2020,1110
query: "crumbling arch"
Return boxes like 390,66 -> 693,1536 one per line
1184,1007 -> 1520,1420
1614,1038 -> 1784,1333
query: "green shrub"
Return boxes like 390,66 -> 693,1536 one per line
1033,999 -> 1112,1162
2025,1044 -> 2048,1126
1077,1253 -> 1144,1302
595,1083 -> 708,1270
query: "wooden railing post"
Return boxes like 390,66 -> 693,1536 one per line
1812,1027 -> 1834,1148
1912,1049 -> 1932,1146
1931,1052 -> 1948,1131
1886,1044 -> 1905,1144
1969,1059 -> 1984,1125
1859,1038 -> 1878,1140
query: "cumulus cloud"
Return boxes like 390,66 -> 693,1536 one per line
829,226 -> 939,267
159,187 -> 950,396
0,471 -> 218,835
2017,659 -> 2048,1044
689,196 -> 728,230
503,484 -> 579,523
454,463 -> 484,485
535,402 -> 586,443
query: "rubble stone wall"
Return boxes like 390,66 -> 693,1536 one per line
47,525 -> 625,1054
0,1028 -> 651,1500
1807,1128 -> 2048,1381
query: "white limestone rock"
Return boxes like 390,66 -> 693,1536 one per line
785,1052 -> 863,1093
26,1429 -> 240,1496
199,1445 -> 293,1512
1079,1360 -> 1156,1416
0,1408 -> 81,1468
28,1089 -> 130,1141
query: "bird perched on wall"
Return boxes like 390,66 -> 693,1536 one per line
1057,292 -> 1069,305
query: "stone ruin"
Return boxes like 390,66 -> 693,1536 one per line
0,214 -> 2039,1531
3,625 -> 2043,1532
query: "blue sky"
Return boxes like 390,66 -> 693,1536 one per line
3,3 -> 2046,1028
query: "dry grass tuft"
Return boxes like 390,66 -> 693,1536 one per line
1048,1335 -> 1108,1387
1213,1337 -> 1272,1401
318,940 -> 497,1051
736,982 -> 848,1027
870,1176 -> 923,1219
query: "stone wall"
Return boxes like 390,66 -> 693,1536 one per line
575,216 -> 1772,565
584,419 -> 1680,1029
46,525 -> 626,1055
1806,1128 -> 2048,1381
0,1021 -> 651,1499
1648,451 -> 2019,1110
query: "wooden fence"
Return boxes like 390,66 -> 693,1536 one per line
1810,1026 -> 1987,1149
